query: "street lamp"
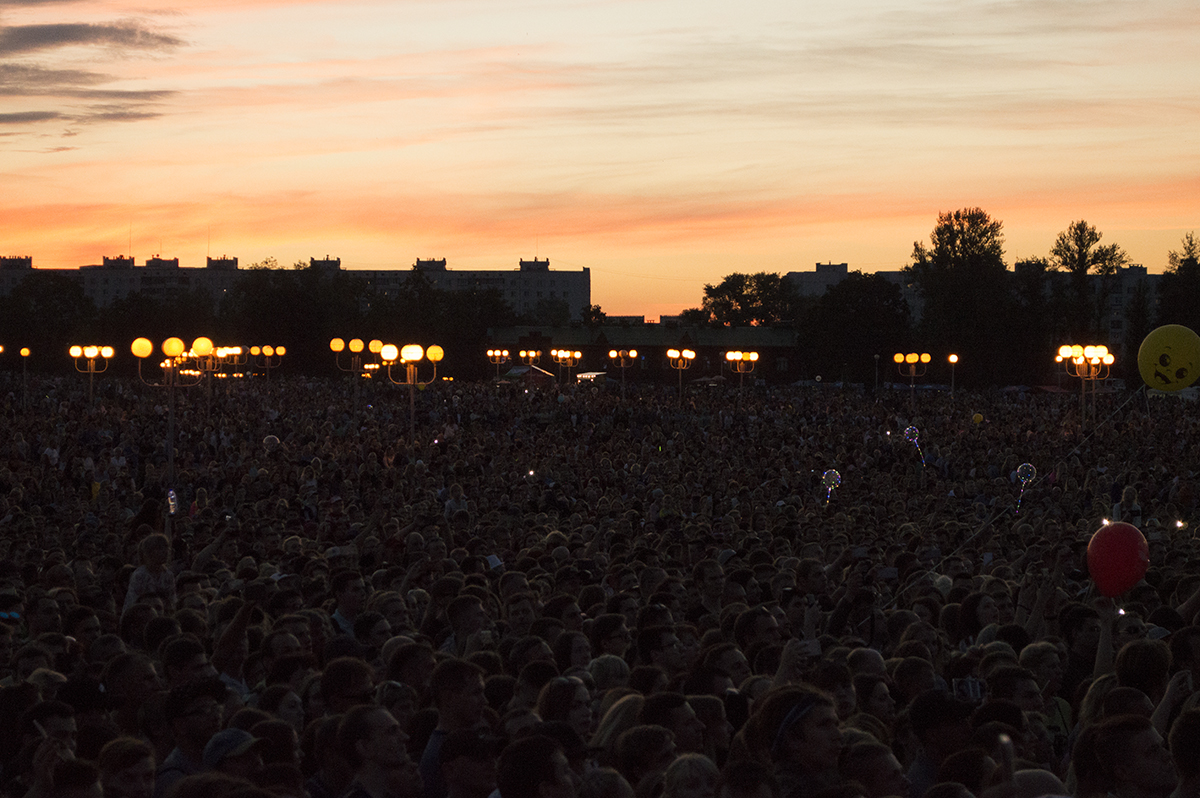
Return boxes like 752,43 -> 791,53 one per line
250,345 -> 286,379
667,348 -> 695,405
19,347 -> 30,410
331,337 -> 378,414
894,352 -> 931,400
948,354 -> 958,396
725,350 -> 758,389
550,348 -> 582,383
69,344 -> 114,403
380,343 -> 444,442
131,336 -> 206,535
486,348 -> 510,380
519,349 -> 542,367
608,348 -> 638,400
1057,344 -> 1114,425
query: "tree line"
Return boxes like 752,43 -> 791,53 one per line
679,211 -> 1200,387
3,212 -> 1197,387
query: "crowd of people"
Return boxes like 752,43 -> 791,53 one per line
0,370 -> 1198,798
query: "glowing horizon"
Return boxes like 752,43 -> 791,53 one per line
4,0 -> 1199,319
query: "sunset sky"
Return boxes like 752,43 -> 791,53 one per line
3,0 -> 1199,318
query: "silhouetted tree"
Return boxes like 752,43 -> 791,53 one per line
905,208 -> 1015,385
1049,220 -> 1129,339
800,271 -> 911,384
581,304 -> 607,327
0,273 -> 96,373
1157,232 -> 1200,333
685,272 -> 801,327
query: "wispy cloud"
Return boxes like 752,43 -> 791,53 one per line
0,109 -> 58,122
0,21 -> 182,56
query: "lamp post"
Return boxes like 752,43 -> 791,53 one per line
250,345 -> 286,379
380,343 -> 444,442
486,349 -> 510,380
1057,344 -> 1114,425
948,354 -> 958,396
69,345 -> 114,403
893,352 -> 931,401
724,350 -> 758,390
667,348 -> 695,405
550,349 -> 582,383
608,348 -> 637,400
519,349 -> 542,368
188,337 -> 222,413
131,337 -> 205,535
20,347 -> 30,410
331,337 -> 378,415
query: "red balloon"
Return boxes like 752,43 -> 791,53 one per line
1087,522 -> 1149,597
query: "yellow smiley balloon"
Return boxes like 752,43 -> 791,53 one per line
1138,324 -> 1200,391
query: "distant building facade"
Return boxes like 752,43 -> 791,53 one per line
0,254 -> 591,321
363,257 -> 590,321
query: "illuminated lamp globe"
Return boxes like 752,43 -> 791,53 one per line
919,353 -> 931,363
427,345 -> 444,363
83,346 -> 99,359
192,337 -> 214,357
726,351 -> 739,362
748,352 -> 759,361
70,346 -> 83,358
20,348 -> 30,357
1058,345 -> 1073,359
369,339 -> 383,354
276,346 -> 286,356
380,344 -> 399,362
949,354 -> 958,364
893,353 -> 904,363
163,338 -> 186,358
629,349 -> 637,358
1071,345 -> 1084,358
401,344 -> 424,362
668,349 -> 681,359
906,353 -> 918,364
682,349 -> 695,359
100,347 -> 114,359
348,338 -> 365,354
250,346 -> 261,356
329,339 -> 344,353
608,350 -> 618,359
132,338 -> 153,358
262,345 -> 274,357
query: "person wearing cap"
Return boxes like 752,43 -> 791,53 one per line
905,689 -> 974,798
201,728 -> 264,781
155,677 -> 227,798
338,705 -> 419,798
439,729 -> 497,798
